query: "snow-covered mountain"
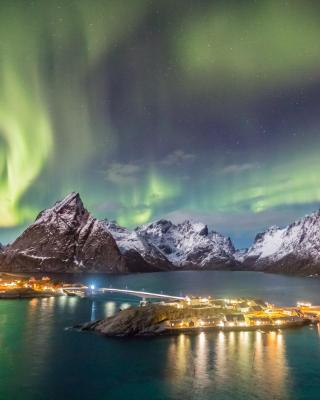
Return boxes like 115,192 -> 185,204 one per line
242,210 -> 320,275
0,193 -> 170,273
0,193 -> 125,273
103,221 -> 172,271
2,192 -> 320,275
0,194 -> 236,273
136,219 -> 236,269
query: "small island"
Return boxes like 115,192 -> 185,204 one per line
80,296 -> 320,337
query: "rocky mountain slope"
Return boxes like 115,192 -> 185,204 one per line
0,193 -> 169,273
0,193 -> 125,273
241,210 -> 320,275
137,219 -> 236,269
0,194 -> 237,273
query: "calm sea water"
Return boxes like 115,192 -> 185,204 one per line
1,271 -> 320,400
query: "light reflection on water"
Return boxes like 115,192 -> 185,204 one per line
91,300 -> 96,321
104,301 -> 116,318
167,329 -> 291,400
1,271 -> 320,400
20,290 -> 319,400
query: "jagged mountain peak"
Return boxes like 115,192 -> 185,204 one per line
0,194 -> 126,273
5,193 -> 320,276
104,218 -> 237,270
177,220 -> 209,236
141,219 -> 174,234
52,192 -> 84,210
137,218 -> 235,268
35,192 -> 87,224
2,193 -> 237,274
140,219 -> 209,236
242,209 -> 320,274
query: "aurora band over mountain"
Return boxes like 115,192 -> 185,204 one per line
1,0 -> 320,247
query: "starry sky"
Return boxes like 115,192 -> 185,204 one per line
1,0 -> 320,247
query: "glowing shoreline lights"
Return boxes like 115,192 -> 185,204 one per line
166,296 -> 320,331
1,274 -> 319,331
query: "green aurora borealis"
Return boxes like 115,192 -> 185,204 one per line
1,0 -> 320,246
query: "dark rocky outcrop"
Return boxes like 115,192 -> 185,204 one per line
80,305 -> 172,336
80,304 -> 223,336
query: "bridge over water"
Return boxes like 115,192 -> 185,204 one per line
62,286 -> 186,301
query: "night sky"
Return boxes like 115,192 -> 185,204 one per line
1,0 -> 320,247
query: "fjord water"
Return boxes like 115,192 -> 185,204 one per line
1,271 -> 320,400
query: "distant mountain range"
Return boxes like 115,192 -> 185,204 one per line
0,193 -> 319,276
236,210 -> 320,275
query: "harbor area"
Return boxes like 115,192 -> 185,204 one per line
1,273 -> 319,335
80,296 -> 320,337
163,297 -> 319,332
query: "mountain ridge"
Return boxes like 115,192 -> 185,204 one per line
0,193 -> 319,275
241,209 -> 320,275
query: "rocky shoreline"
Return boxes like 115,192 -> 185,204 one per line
78,302 -> 315,337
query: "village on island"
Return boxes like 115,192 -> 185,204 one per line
1,273 -> 320,335
162,297 -> 319,332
